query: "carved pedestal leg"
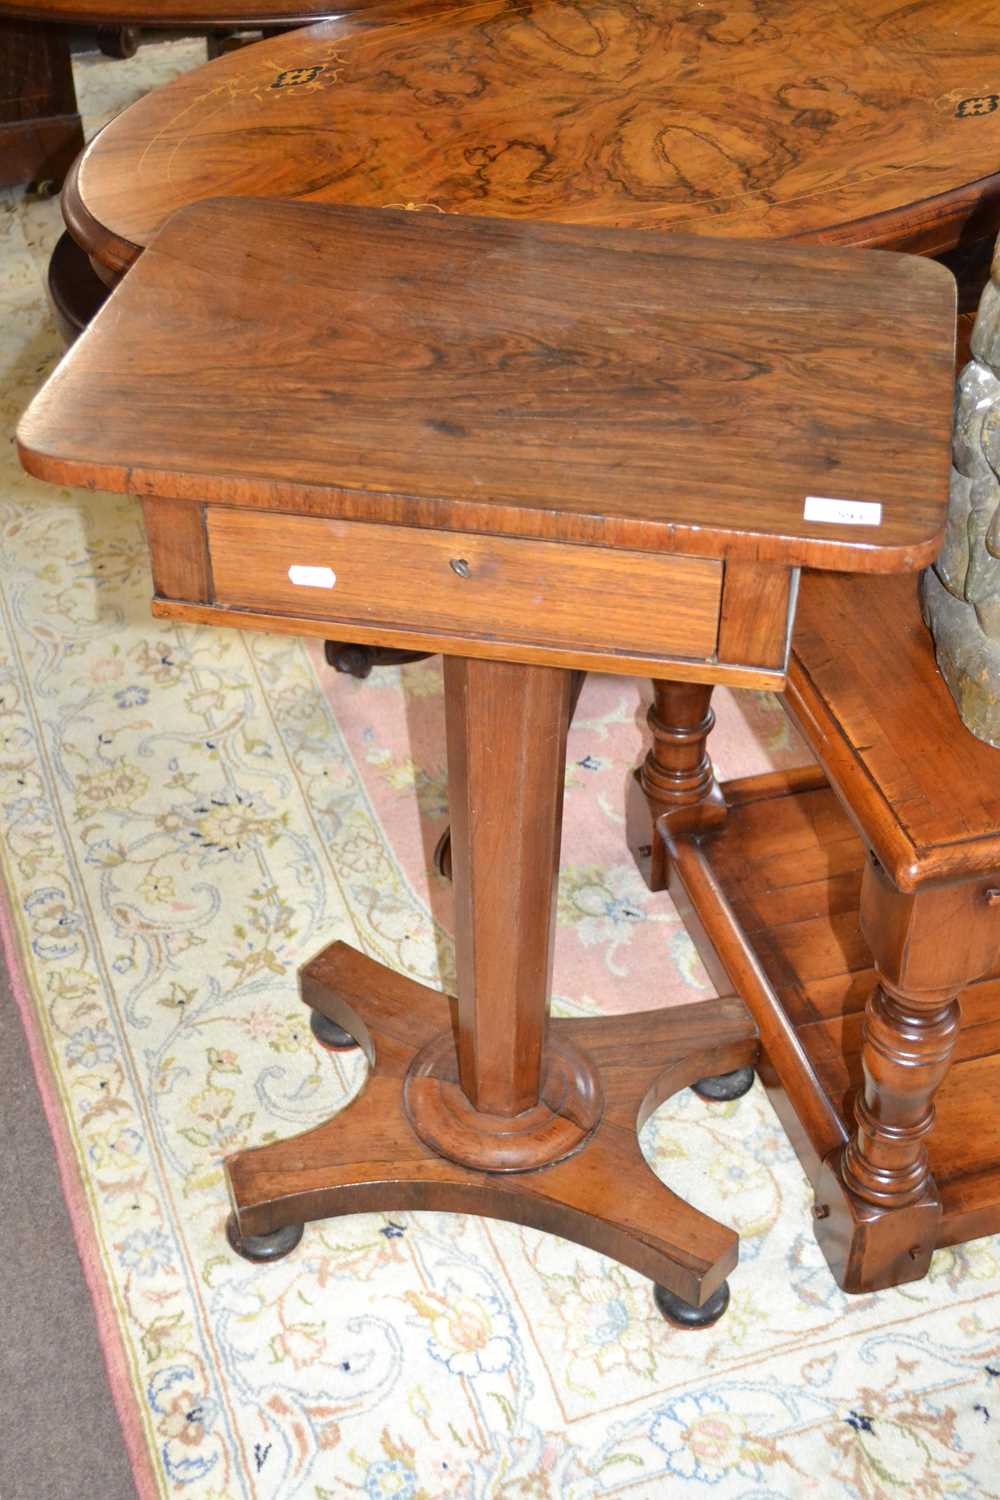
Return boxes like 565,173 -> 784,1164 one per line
813,858 -> 962,1291
627,681 -> 727,891
225,656 -> 759,1322
432,670 -> 585,883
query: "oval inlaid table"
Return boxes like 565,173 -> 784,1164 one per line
57,0 -> 1000,351
18,199 -> 956,1322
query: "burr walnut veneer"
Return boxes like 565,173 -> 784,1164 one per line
53,0 -> 1000,353
18,199 -> 956,1313
62,0 -> 1000,263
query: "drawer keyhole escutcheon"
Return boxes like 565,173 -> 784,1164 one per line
450,558 -> 471,578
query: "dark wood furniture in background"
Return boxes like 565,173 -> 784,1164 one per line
0,0 -> 338,190
0,13 -> 82,188
0,0 -> 337,17
17,199 -> 955,1319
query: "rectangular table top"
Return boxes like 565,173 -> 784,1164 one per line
19,198 -> 956,571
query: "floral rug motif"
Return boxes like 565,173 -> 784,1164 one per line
3,40 -> 1000,1500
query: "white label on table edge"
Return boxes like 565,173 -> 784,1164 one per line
804,496 -> 883,526
288,564 -> 337,588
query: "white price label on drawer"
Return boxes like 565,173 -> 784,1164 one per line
803,496 -> 882,527
288,564 -> 336,588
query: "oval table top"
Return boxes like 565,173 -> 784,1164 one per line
68,0 -> 1000,277
0,1 -> 337,21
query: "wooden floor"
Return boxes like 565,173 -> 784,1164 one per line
706,775 -> 1000,1248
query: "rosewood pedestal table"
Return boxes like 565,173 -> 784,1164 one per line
17,199 -> 956,1322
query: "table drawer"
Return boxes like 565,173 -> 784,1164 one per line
205,510 -> 722,661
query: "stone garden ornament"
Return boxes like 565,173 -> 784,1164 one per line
923,238 -> 1000,746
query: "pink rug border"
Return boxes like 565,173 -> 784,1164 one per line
0,873 -> 160,1500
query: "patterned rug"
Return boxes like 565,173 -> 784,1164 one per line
3,40 -> 1000,1500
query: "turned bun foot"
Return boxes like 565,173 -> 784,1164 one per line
98,25 -> 141,59
654,1279 -> 730,1328
692,1065 -> 755,1101
225,1212 -> 303,1263
434,827 -> 452,881
324,641 -> 432,679
309,1008 -> 360,1052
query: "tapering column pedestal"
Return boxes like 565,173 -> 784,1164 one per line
224,657 -> 759,1322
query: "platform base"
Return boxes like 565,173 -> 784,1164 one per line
224,942 -> 758,1311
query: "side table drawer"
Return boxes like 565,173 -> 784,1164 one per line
205,510 -> 723,661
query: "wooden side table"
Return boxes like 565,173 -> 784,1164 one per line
17,199 -> 956,1319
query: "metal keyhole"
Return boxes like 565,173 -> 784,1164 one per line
450,558 -> 470,578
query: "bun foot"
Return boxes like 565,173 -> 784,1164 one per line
324,641 -> 432,678
692,1065 -> 755,1101
434,827 -> 452,881
654,1279 -> 730,1328
225,1213 -> 303,1263
309,1008 -> 360,1052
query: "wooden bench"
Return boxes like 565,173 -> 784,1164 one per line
657,568 -> 1000,1291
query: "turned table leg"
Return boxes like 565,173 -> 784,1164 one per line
846,858 -> 962,1211
841,974 -> 960,1214
224,655 -> 758,1325
628,680 -> 727,891
813,855 -> 963,1291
